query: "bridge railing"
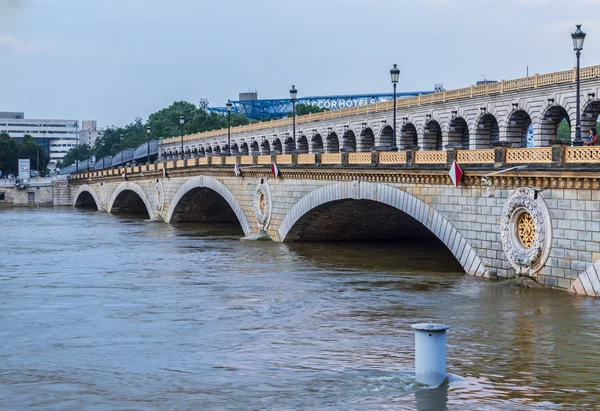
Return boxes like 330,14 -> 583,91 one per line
69,145 -> 600,181
160,65 -> 600,147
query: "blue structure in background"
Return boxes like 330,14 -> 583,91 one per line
209,91 -> 434,120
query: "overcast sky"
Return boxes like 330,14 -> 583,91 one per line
1,0 -> 599,127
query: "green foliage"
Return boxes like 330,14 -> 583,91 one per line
60,144 -> 93,168
289,103 -> 328,117
0,133 -> 47,176
557,119 -> 571,141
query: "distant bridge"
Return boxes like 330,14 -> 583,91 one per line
208,91 -> 434,119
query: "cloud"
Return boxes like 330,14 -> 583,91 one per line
0,35 -> 51,54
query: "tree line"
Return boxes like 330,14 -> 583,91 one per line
58,102 -> 327,168
0,133 -> 49,176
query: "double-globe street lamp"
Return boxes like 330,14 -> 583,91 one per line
179,115 -> 185,159
572,24 -> 586,146
290,85 -> 298,152
226,99 -> 233,155
390,64 -> 400,151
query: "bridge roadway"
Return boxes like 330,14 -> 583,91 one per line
70,145 -> 600,298
159,65 -> 600,159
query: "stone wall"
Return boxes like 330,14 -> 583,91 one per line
0,185 -> 54,207
67,168 -> 600,296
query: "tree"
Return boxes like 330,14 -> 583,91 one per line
557,119 -> 571,141
60,143 -> 92,168
0,132 -> 18,176
290,103 -> 328,117
19,135 -> 48,173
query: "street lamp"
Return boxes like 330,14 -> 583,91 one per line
572,24 -> 586,146
146,126 -> 151,165
226,100 -> 233,155
179,115 -> 185,159
390,64 -> 400,151
290,85 -> 298,151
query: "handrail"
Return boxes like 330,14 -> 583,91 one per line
162,65 -> 600,145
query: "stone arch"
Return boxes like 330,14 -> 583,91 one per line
205,146 -> 213,156
277,182 -> 487,277
297,135 -> 309,153
377,125 -> 393,148
342,130 -> 356,152
325,132 -> 339,153
537,104 -> 571,146
421,120 -> 443,151
272,138 -> 282,154
503,109 -> 533,148
214,145 -> 223,156
399,122 -> 418,149
260,139 -> 270,155
198,147 -> 205,157
283,137 -> 295,154
582,99 -> 600,135
310,134 -> 323,153
165,176 -> 251,236
231,143 -> 239,155
73,184 -> 102,211
475,113 -> 500,149
571,260 -> 600,297
250,141 -> 260,155
446,117 -> 469,149
358,128 -> 375,152
240,142 -> 249,155
108,181 -> 153,218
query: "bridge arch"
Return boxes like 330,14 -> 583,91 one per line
475,113 -> 500,148
297,135 -> 309,153
446,116 -> 470,149
503,109 -> 533,147
260,139 -> 270,154
582,99 -> 600,134
325,132 -> 339,153
272,138 -> 282,154
165,176 -> 251,236
358,128 -> 375,152
283,137 -> 295,154
537,104 -> 571,146
420,119 -> 443,150
377,125 -> 393,148
399,122 -> 418,149
342,130 -> 356,152
250,140 -> 260,155
73,184 -> 102,211
277,182 -> 488,277
108,181 -> 153,218
310,134 -> 323,153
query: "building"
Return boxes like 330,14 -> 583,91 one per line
0,112 -> 79,165
80,120 -> 102,147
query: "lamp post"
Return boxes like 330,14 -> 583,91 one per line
101,141 -> 105,170
226,100 -> 233,155
390,64 -> 400,151
572,24 -> 586,146
146,126 -> 151,165
179,115 -> 185,159
290,85 -> 298,151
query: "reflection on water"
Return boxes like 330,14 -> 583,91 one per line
0,208 -> 599,410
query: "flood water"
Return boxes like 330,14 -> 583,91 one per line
1,208 -> 600,410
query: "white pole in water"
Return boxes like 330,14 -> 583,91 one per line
411,323 -> 450,387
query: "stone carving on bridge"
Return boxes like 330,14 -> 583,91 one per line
253,180 -> 272,232
155,181 -> 165,213
501,187 -> 552,276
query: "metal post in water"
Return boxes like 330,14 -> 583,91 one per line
411,323 -> 450,387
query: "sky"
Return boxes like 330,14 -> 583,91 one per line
1,0 -> 599,128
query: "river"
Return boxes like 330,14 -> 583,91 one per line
1,208 -> 599,410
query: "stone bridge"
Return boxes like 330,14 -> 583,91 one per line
160,65 -> 600,158
69,147 -> 600,298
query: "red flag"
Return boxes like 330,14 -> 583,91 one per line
449,160 -> 463,187
121,170 -> 127,180
162,168 -> 167,178
271,162 -> 279,179
234,163 -> 241,176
